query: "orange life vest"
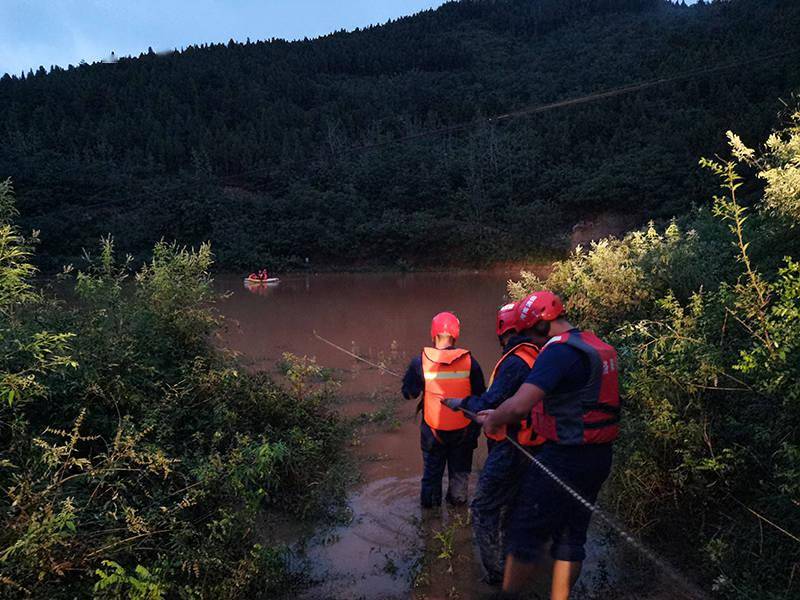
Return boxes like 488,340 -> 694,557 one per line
421,347 -> 473,431
485,343 -> 546,447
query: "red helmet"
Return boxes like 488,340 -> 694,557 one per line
496,302 -> 521,337
431,311 -> 461,341
516,291 -> 564,330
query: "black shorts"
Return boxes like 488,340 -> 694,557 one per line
505,442 -> 613,563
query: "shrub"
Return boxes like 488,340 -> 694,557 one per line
0,185 -> 350,598
511,112 -> 800,598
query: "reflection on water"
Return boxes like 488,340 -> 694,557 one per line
214,271 -> 621,600
217,272 -> 516,598
300,476 -> 422,599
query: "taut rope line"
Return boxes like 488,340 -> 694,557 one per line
314,332 -> 710,599
312,330 -> 402,378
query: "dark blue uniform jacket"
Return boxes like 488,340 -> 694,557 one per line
458,334 -> 536,415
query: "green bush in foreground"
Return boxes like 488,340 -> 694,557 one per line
0,185 -> 350,598
512,113 -> 800,597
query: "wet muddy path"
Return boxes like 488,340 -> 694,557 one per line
214,272 -> 627,600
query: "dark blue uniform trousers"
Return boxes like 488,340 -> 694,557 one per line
420,420 -> 479,507
470,439 -> 531,583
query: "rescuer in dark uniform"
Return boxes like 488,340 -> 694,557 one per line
479,291 -> 620,600
440,300 -> 548,585
402,311 -> 485,508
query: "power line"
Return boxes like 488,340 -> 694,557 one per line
341,47 -> 800,153
26,45 -> 800,220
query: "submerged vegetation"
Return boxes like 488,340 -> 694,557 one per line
511,111 -> 800,598
2,0 -> 800,268
0,182 -> 350,598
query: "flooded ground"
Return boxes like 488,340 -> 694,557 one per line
214,272 -> 639,600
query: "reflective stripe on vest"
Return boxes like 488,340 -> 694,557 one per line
425,370 -> 471,380
485,343 -> 545,447
531,331 -> 620,445
422,347 -> 473,431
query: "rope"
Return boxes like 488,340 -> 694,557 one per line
454,406 -> 709,599
315,333 -> 709,598
312,330 -> 402,378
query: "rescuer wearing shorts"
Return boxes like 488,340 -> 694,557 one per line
478,291 -> 620,600
440,301 -> 547,585
402,311 -> 485,508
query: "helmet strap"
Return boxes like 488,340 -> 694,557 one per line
434,334 -> 456,349
533,320 -> 551,338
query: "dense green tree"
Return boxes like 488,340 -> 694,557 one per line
1,0 -> 799,269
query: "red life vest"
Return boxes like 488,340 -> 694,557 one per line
421,347 -> 473,431
531,331 -> 620,445
485,343 -> 545,447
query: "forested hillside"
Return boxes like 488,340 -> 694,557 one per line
1,0 -> 799,269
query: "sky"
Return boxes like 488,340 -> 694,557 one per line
0,0 -> 448,77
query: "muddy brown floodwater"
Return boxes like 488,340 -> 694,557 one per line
215,272 -> 628,600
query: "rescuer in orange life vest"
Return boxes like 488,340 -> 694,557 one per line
477,291 -> 620,600
401,312 -> 486,508
439,300 -> 550,585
